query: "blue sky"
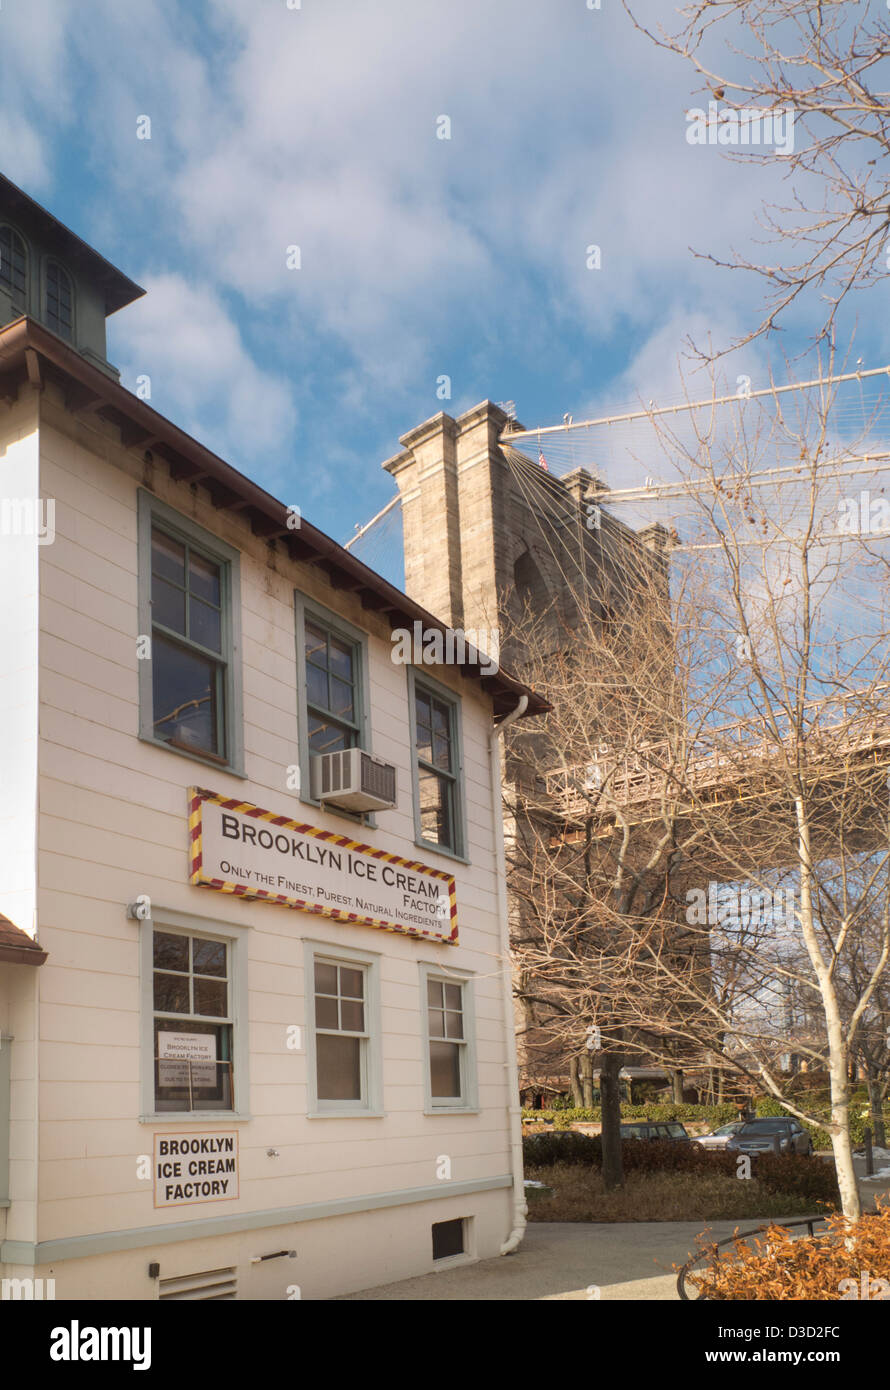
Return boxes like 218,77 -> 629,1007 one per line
2,0 -> 885,554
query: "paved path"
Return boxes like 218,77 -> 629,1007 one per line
337,1219 -> 793,1301
338,1162 -> 889,1301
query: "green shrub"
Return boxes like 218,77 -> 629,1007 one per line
521,1102 -> 740,1125
752,1096 -> 890,1151
521,1098 -> 890,1153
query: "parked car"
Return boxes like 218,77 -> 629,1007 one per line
697,1120 -> 745,1151
620,1121 -> 698,1144
726,1118 -> 813,1157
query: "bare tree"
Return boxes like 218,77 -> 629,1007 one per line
505,366 -> 890,1217
625,0 -> 890,353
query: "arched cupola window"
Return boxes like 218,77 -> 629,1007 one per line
0,226 -> 28,311
45,260 -> 73,340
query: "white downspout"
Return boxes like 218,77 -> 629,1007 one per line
491,695 -> 528,1255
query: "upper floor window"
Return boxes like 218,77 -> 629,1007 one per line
0,226 -> 27,312
137,490 -> 244,774
305,617 -> 361,755
45,260 -> 73,340
409,672 -> 466,859
295,595 -> 370,808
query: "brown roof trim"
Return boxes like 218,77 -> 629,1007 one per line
0,914 -> 47,966
0,317 -> 548,719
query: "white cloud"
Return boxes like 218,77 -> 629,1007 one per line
112,274 -> 297,468
0,114 -> 49,190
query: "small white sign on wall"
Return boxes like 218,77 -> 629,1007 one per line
153,1131 -> 239,1208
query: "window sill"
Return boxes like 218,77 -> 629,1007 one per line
432,1253 -> 477,1272
414,838 -> 470,867
306,1109 -> 385,1120
425,1107 -> 480,1117
139,1112 -> 251,1124
139,732 -> 246,779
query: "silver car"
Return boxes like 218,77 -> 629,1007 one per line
726,1118 -> 813,1157
697,1121 -> 745,1151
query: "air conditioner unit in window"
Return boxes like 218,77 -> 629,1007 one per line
310,748 -> 397,813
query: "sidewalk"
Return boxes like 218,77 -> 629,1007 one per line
338,1162 -> 889,1300
336,1219 -> 772,1301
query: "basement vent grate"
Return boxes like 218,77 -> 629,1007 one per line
158,1266 -> 238,1300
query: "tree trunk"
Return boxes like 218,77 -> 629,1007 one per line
795,800 -> 861,1219
600,1052 -> 624,1191
671,1069 -> 684,1104
866,1074 -> 887,1149
580,1050 -> 595,1109
570,1055 -> 584,1109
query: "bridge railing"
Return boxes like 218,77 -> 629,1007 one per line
544,688 -> 890,815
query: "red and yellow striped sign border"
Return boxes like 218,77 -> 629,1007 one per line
188,787 -> 458,945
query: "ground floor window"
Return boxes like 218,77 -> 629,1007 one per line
152,929 -> 233,1112
140,911 -> 248,1120
420,965 -> 477,1112
305,940 -> 381,1115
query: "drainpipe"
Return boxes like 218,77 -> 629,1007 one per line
491,695 -> 528,1255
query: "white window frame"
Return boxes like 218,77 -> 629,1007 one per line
419,963 -> 478,1114
139,908 -> 250,1123
304,938 -> 382,1118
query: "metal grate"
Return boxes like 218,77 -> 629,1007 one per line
158,1266 -> 238,1300
360,752 -> 396,803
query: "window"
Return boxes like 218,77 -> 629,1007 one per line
152,929 -> 233,1113
314,959 -> 367,1102
294,596 -> 370,806
408,671 -> 466,859
304,618 -> 360,755
432,1218 -> 466,1261
0,227 -> 27,311
137,491 -> 244,773
305,941 -> 381,1116
45,260 -> 73,340
420,966 -> 477,1111
140,910 -> 249,1121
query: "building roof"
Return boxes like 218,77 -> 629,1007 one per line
0,913 -> 47,966
0,173 -> 145,316
0,315 -> 549,720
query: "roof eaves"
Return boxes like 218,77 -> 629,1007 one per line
0,318 -> 549,720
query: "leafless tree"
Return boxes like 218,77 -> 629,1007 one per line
504,366 -> 890,1216
625,0 -> 890,353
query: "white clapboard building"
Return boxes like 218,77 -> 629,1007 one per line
0,173 -> 545,1300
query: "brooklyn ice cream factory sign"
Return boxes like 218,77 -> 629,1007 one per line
189,788 -> 458,944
